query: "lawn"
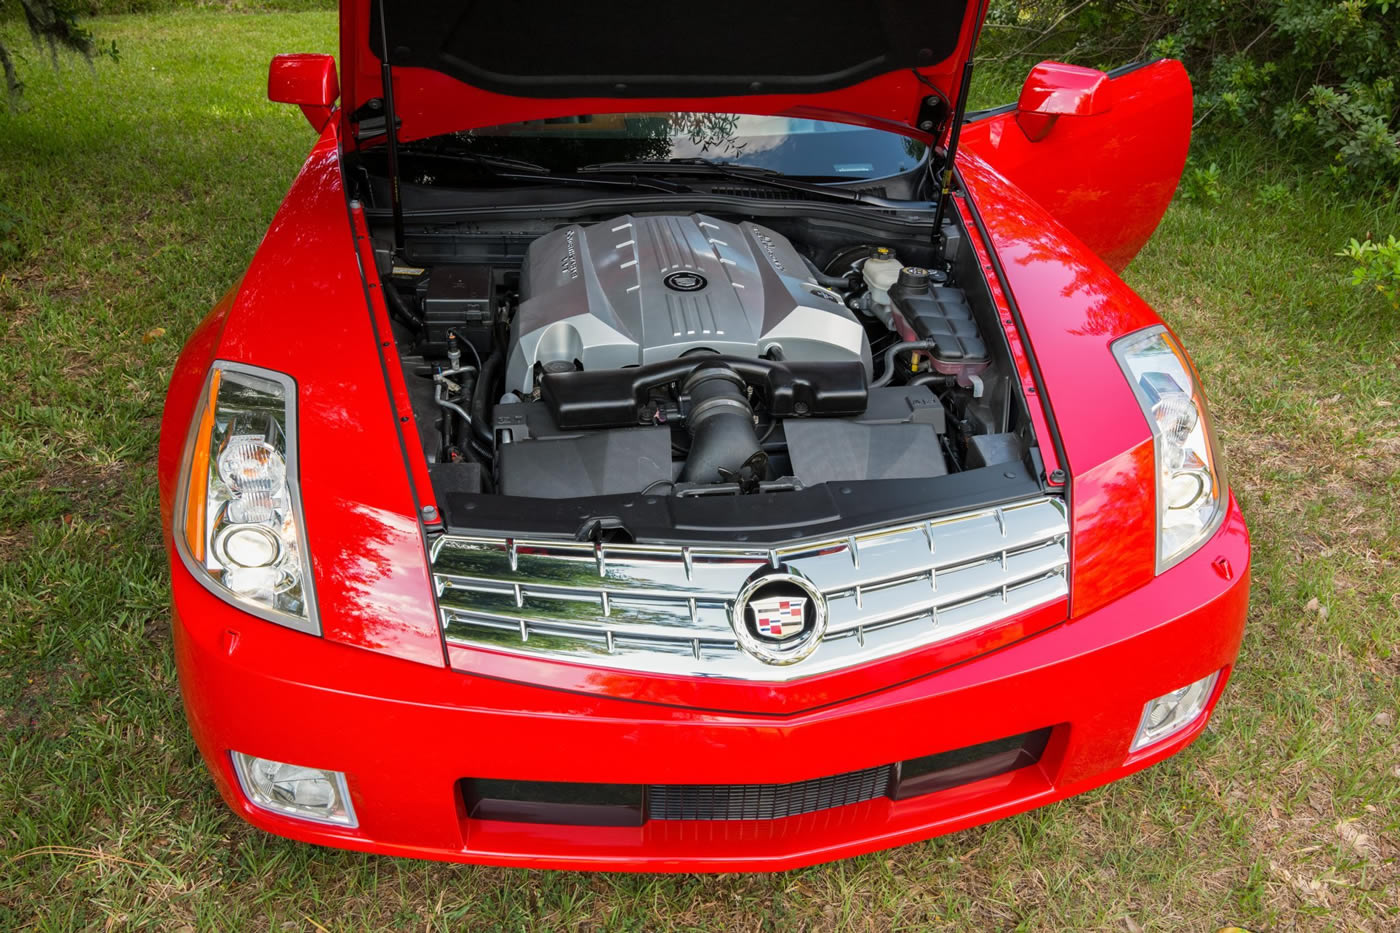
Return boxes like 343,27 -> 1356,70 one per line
1,9 -> 1397,931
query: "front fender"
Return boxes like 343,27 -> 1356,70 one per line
959,151 -> 1171,615
160,124 -> 444,668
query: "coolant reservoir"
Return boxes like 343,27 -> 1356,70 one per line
862,247 -> 902,325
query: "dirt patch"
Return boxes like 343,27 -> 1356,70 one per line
34,458 -> 146,508
0,665 -> 77,739
0,525 -> 35,563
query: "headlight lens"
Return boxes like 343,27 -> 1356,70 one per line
1113,325 -> 1227,572
178,362 -> 318,634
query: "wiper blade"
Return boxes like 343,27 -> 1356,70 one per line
398,148 -> 555,174
395,149 -> 692,194
577,158 -> 910,207
581,157 -> 780,175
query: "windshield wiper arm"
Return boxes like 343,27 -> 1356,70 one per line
582,158 -> 813,177
394,149 -> 693,193
577,158 -> 920,208
396,149 -> 559,174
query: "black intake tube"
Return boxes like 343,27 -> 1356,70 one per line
678,365 -> 767,484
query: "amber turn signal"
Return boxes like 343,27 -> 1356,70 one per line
183,369 -> 222,562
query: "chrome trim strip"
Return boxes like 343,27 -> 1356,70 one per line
432,497 -> 1068,681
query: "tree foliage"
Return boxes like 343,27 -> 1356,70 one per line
1,0 -> 112,105
985,0 -> 1400,186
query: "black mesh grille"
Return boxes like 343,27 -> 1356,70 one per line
646,764 -> 894,821
708,186 -> 801,200
461,728 -> 1053,826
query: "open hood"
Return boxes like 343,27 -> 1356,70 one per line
339,0 -> 986,146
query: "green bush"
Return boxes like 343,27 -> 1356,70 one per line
1337,235 -> 1400,308
1180,161 -> 1222,203
983,0 -> 1400,188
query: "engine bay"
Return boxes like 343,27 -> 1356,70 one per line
380,208 -> 1041,530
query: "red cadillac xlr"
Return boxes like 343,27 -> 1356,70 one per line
159,0 -> 1251,870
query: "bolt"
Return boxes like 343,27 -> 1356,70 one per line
420,505 -> 439,522
919,120 -> 935,131
1049,469 -> 1067,485
926,95 -> 940,107
794,401 -> 810,415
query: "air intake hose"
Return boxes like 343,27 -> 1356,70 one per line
679,364 -> 768,484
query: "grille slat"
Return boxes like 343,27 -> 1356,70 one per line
433,497 -> 1069,680
648,765 -> 894,820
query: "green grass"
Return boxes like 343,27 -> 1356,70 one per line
2,10 -> 1399,931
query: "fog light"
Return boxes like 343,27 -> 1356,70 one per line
231,752 -> 357,826
1131,671 -> 1220,751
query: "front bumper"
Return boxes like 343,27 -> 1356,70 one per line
173,498 -> 1249,871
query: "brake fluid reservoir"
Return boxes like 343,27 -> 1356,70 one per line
862,247 -> 902,326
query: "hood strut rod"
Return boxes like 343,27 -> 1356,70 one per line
930,0 -> 988,263
376,0 -> 405,255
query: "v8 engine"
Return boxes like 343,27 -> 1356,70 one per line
505,214 -> 873,393
388,209 -> 1019,504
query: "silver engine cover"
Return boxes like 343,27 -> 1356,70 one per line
506,214 -> 872,392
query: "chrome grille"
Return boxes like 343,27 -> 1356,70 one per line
430,497 -> 1069,681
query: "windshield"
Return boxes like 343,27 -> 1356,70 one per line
423,113 -> 927,181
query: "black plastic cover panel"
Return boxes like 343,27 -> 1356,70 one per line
542,356 -> 869,430
497,426 -> 670,498
373,1 -> 970,99
786,421 -> 947,485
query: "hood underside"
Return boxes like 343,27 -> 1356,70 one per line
340,0 -> 983,144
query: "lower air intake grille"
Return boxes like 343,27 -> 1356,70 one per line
462,728 -> 1053,827
647,764 -> 893,821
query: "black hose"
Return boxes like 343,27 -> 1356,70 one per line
470,345 -> 504,454
872,340 -> 938,388
383,281 -> 424,330
909,372 -> 955,390
801,254 -> 853,290
446,329 -> 484,372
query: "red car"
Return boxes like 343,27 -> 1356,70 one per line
159,0 -> 1249,870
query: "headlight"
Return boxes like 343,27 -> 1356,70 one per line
176,362 -> 318,634
1113,325 -> 1227,572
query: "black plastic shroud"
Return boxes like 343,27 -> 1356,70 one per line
540,356 -> 869,431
